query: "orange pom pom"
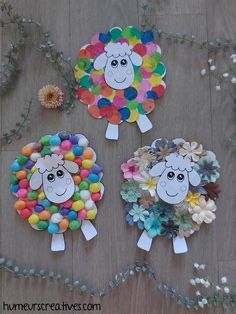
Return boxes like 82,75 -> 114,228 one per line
38,210 -> 51,220
59,219 -> 69,230
14,200 -> 26,211
83,149 -> 93,159
16,170 -> 27,180
73,175 -> 81,185
21,145 -> 33,156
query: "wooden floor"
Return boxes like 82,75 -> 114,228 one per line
1,0 -> 236,313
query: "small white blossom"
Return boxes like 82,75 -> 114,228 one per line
208,58 -> 213,64
199,264 -> 206,270
196,290 -> 201,296
198,301 -> 204,308
204,281 -> 210,288
202,298 -> 208,304
216,85 -> 221,91
190,279 -> 196,285
194,263 -> 200,269
224,287 -> 230,294
230,54 -> 236,59
200,69 -> 206,76
195,277 -> 201,283
233,58 -> 236,64
221,276 -> 227,284
216,285 -> 221,291
210,65 -> 216,71
200,278 -> 206,285
222,72 -> 229,78
231,77 -> 236,84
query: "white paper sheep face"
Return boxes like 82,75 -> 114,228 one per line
149,153 -> 201,204
94,42 -> 142,90
29,154 -> 79,204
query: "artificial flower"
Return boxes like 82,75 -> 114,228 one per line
194,153 -> 220,183
204,182 -> 221,200
174,207 -> 195,233
179,141 -> 204,162
121,158 -> 141,180
120,181 -> 142,202
189,196 -> 216,224
185,191 -> 201,208
38,85 -> 64,108
153,138 -> 177,153
144,213 -> 161,238
136,173 -> 158,197
139,191 -> 156,209
160,220 -> 179,239
152,200 -> 175,222
134,147 -> 156,172
129,204 -> 149,222
124,203 -> 144,229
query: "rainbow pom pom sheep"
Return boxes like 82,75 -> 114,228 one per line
75,26 -> 166,140
10,132 -> 104,251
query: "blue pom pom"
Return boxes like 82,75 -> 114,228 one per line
88,173 -> 99,183
99,32 -> 111,43
69,135 -> 79,145
34,204 -> 44,213
119,107 -> 130,120
68,211 -> 78,220
124,87 -> 138,100
11,161 -> 21,172
49,135 -> 61,146
48,223 -> 59,234
98,98 -> 111,108
40,199 -> 51,208
141,31 -> 154,44
147,91 -> 157,99
73,145 -> 83,156
11,184 -> 19,193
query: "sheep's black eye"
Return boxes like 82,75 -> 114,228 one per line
167,171 -> 175,180
111,60 -> 118,68
47,173 -> 55,182
120,59 -> 127,66
57,170 -> 64,178
177,174 -> 184,182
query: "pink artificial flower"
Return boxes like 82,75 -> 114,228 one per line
121,159 -> 140,180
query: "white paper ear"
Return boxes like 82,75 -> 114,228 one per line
63,161 -> 79,174
29,171 -> 42,190
149,162 -> 166,177
130,51 -> 143,66
189,169 -> 201,186
94,53 -> 107,70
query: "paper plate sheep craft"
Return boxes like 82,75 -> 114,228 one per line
10,132 -> 104,252
75,26 -> 166,140
120,138 -> 220,254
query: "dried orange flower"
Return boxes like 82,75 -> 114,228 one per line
38,85 -> 63,109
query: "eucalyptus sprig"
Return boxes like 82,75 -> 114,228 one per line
1,99 -> 32,144
0,256 -> 235,310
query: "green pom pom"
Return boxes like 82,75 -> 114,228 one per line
37,221 -> 49,230
152,52 -> 161,64
122,27 -> 133,39
77,57 -> 91,71
16,155 -> 28,165
27,191 -> 38,200
48,205 -> 58,214
41,147 -> 52,156
134,71 -> 142,82
79,181 -> 89,190
127,100 -> 138,110
69,220 -> 81,231
10,175 -> 18,184
110,27 -> 122,42
137,104 -> 146,114
131,26 -> 141,39
80,75 -> 91,88
154,62 -> 166,76
40,135 -> 51,146
91,85 -> 100,95
72,192 -> 81,201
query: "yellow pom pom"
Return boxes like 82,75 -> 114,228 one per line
127,109 -> 139,123
64,151 -> 75,161
87,210 -> 96,220
149,73 -> 162,86
82,159 -> 94,169
28,214 -> 39,225
89,183 -> 100,193
74,66 -> 84,79
72,200 -> 85,211
31,166 -> 37,173
129,37 -> 139,46
131,80 -> 140,89
38,192 -> 46,200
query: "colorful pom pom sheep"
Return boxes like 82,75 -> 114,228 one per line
75,26 -> 166,140
120,138 -> 220,254
10,132 -> 104,251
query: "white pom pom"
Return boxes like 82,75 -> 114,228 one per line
80,190 -> 91,200
78,137 -> 89,147
30,153 -> 41,162
85,200 -> 95,210
51,213 -> 63,223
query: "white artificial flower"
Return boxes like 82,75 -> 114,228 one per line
198,301 -> 204,308
230,54 -> 236,59
204,281 -> 210,288
202,298 -> 208,304
233,58 -> 236,64
216,85 -> 221,91
215,285 -> 221,291
208,58 -> 213,64
200,278 -> 206,285
224,287 -> 230,294
194,263 -> 200,269
210,65 -> 216,71
201,69 -> 206,76
223,72 -> 229,78
221,276 -> 227,284
196,290 -> 201,296
195,278 -> 201,284
231,77 -> 236,84
199,264 -> 206,270
190,279 -> 196,285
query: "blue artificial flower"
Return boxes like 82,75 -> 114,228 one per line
120,181 -> 142,202
194,153 -> 220,183
129,204 -> 149,222
144,213 -> 162,238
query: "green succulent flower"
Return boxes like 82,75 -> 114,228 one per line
120,181 -> 142,203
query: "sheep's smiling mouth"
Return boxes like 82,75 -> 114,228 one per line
56,188 -> 67,196
114,77 -> 126,83
165,191 -> 178,197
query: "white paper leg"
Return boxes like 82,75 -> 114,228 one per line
137,230 -> 153,251
81,220 -> 97,241
105,123 -> 119,140
136,115 -> 153,133
172,235 -> 188,254
51,233 -> 65,252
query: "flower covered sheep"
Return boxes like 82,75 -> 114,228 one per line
120,138 -> 220,254
10,132 -> 104,251
75,26 -> 166,140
